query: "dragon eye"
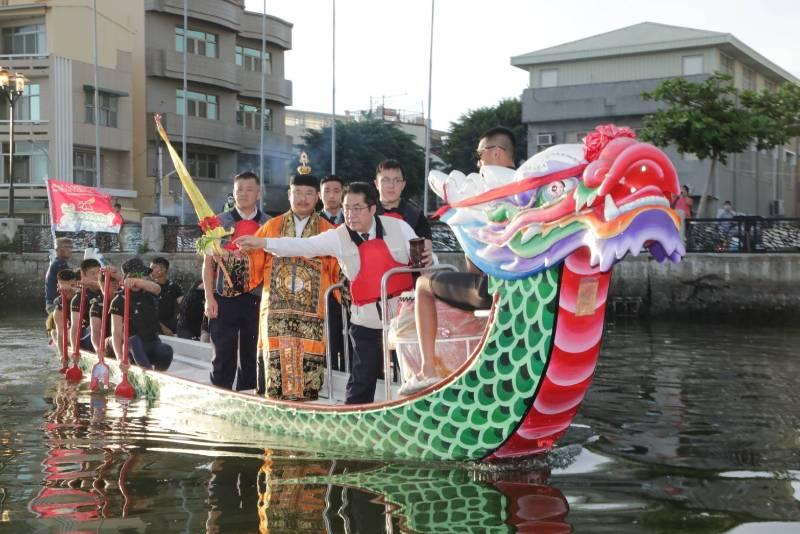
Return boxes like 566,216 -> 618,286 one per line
537,177 -> 579,206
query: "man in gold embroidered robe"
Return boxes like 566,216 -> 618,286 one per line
249,173 -> 340,400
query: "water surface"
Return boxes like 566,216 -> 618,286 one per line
1,314 -> 798,532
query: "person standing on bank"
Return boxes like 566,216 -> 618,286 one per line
45,237 -> 73,313
235,182 -> 433,405
247,168 -> 340,400
149,256 -> 183,336
203,171 -> 270,391
319,174 -> 345,226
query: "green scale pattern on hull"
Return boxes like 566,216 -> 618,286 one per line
78,269 -> 560,461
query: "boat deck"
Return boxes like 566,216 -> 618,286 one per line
158,336 -> 401,405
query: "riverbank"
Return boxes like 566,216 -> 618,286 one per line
1,252 -> 798,316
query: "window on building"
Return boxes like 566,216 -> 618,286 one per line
765,79 -> 777,92
540,69 -> 558,88
784,150 -> 796,167
235,45 -> 272,74
238,154 -> 272,183
682,55 -> 704,76
73,149 -> 102,186
2,24 -> 45,55
0,83 -> 40,121
1,141 -> 48,184
176,89 -> 217,120
743,66 -> 756,91
237,102 -> 272,131
85,90 -> 118,127
720,53 -> 735,76
183,152 -> 219,179
175,27 -> 217,58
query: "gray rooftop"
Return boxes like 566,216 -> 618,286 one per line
511,22 -> 799,84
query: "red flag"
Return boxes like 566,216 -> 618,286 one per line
46,179 -> 123,233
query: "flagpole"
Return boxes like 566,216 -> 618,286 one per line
423,0 -> 435,214
331,0 -> 336,174
181,0 -> 188,223
259,0 -> 267,209
92,0 -> 100,189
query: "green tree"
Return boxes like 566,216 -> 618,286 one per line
640,73 -> 755,217
301,119 -> 426,200
742,82 -> 800,149
442,98 -> 526,173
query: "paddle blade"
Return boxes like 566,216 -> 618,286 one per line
65,364 -> 83,382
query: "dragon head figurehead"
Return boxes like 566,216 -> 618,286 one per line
430,124 -> 685,279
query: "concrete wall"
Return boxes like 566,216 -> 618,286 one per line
3,252 -> 798,317
610,254 -> 800,317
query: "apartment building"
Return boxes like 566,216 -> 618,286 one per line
143,0 -> 294,217
0,0 -> 141,222
512,22 -> 800,216
0,0 -> 294,222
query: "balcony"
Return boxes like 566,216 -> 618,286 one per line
145,0 -> 242,32
240,12 -> 292,50
146,49 -> 240,91
239,71 -> 292,105
148,112 -> 242,151
148,112 -> 291,154
0,53 -> 49,73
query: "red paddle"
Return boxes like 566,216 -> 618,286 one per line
65,287 -> 86,382
90,269 -> 112,391
114,285 -> 135,398
58,289 -> 69,373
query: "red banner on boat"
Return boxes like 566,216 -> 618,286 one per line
46,179 -> 123,233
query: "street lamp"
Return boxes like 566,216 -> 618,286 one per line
0,66 -> 28,217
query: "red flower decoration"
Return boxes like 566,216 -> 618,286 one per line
582,124 -> 636,162
199,215 -> 221,233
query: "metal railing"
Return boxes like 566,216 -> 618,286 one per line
686,217 -> 800,253
380,264 -> 458,402
321,281 -> 350,401
8,224 -> 144,254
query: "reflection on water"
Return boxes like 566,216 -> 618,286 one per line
1,315 -> 800,532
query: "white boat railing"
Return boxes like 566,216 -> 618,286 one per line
321,281 -> 350,400
380,264 -> 458,401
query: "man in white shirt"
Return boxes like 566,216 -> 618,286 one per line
236,182 -> 432,404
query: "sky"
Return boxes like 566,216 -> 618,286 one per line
244,0 -> 800,132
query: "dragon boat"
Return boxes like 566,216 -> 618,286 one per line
69,125 -> 684,462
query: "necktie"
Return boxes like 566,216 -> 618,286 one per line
360,233 -> 369,241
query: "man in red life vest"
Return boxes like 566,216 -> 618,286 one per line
236,182 -> 433,404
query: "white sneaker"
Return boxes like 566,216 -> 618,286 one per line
398,376 -> 440,396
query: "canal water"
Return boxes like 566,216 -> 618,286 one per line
0,312 -> 798,533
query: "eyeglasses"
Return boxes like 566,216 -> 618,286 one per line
342,205 -> 370,214
475,144 -> 507,160
378,177 -> 404,186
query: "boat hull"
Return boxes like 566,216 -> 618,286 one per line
73,266 -> 574,462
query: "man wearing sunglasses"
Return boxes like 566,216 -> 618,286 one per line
405,126 -> 516,395
235,181 -> 433,404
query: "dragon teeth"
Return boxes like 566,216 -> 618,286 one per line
604,195 -> 620,221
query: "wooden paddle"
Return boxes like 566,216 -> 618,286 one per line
90,269 -> 112,391
114,285 -> 135,398
65,287 -> 86,382
58,289 -> 69,373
